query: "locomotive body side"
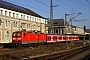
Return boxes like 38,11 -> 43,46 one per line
12,31 -> 47,45
38,33 -> 47,43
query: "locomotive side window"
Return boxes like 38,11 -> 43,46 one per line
24,33 -> 26,36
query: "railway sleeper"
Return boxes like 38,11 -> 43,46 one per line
59,48 -> 90,60
29,45 -> 90,60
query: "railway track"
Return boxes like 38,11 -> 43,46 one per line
28,44 -> 90,60
0,40 -> 89,60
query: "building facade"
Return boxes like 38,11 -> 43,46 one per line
72,26 -> 85,35
53,19 -> 85,35
0,0 -> 48,43
53,19 -> 72,34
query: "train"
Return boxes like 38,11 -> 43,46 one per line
2,29 -> 89,47
11,30 -> 81,47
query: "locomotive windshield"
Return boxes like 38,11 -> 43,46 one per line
12,32 -> 21,36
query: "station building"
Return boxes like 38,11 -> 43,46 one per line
53,19 -> 85,35
0,0 -> 48,43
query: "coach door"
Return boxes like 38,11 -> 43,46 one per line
47,34 -> 57,43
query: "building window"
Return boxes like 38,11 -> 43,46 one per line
21,15 -> 23,19
30,17 -> 31,21
5,31 -> 9,40
24,15 -> 25,19
21,23 -> 25,28
6,20 -> 7,26
13,22 -> 15,27
27,24 -> 30,28
7,21 -> 10,26
54,22 -> 58,24
54,29 -> 58,34
36,19 -> 38,22
0,31 -> 1,40
39,19 -> 41,23
13,13 -> 15,18
27,16 -> 29,20
68,28 -> 70,33
13,21 -> 17,27
35,18 -> 36,22
9,12 -> 11,17
0,20 -> 2,26
6,20 -> 10,26
0,10 -> 3,15
32,25 -> 34,30
16,22 -> 17,27
16,14 -> 18,18
62,29 -> 64,34
5,11 -> 7,16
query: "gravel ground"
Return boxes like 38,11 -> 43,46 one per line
0,40 -> 88,60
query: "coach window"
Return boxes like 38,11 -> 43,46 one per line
5,31 -> 9,40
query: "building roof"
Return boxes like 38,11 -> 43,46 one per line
53,19 -> 65,26
86,29 -> 90,33
0,0 -> 44,18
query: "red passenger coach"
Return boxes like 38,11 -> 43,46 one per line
46,34 -> 79,43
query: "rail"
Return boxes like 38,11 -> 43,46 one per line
27,44 -> 90,60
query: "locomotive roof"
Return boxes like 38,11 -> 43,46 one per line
0,0 -> 45,19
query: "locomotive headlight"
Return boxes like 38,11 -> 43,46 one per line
18,38 -> 21,40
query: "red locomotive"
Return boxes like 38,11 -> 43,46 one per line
12,30 -> 79,47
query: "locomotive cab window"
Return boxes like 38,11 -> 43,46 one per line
12,33 -> 21,36
17,33 -> 21,36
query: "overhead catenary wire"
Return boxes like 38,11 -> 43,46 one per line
7,0 -> 49,13
68,0 -> 90,7
7,0 -> 64,18
34,0 -> 64,17
87,0 -> 90,5
34,0 -> 49,7
59,0 -> 74,10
